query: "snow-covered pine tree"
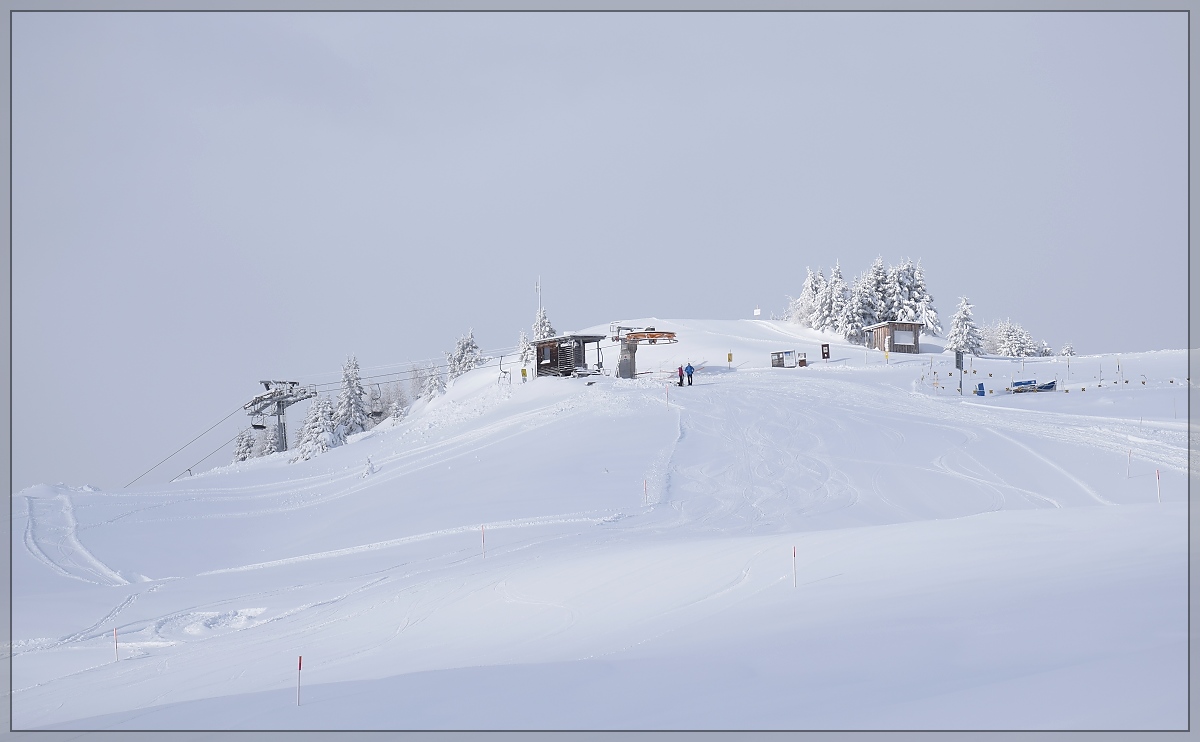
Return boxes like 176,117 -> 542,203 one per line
517,330 -> 533,366
232,428 -> 256,463
787,267 -> 826,327
389,382 -> 409,419
911,261 -> 941,336
294,397 -> 336,461
408,363 -> 426,402
838,273 -> 870,345
883,259 -> 921,324
256,424 -> 279,457
1059,342 -> 1076,356
817,262 -> 849,334
1038,341 -> 1053,357
992,319 -> 1037,357
334,356 -> 369,438
861,257 -> 888,327
532,307 -> 556,340
446,329 -> 484,380
944,297 -> 984,356
422,362 -> 446,398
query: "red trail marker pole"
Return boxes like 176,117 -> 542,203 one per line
297,656 -> 302,706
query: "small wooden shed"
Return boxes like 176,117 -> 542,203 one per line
533,334 -> 607,377
865,321 -> 922,354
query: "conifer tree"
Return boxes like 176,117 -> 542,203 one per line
518,330 -> 533,366
256,424 -> 279,457
815,261 -> 848,334
787,267 -> 826,327
838,274 -> 871,345
532,307 -> 556,340
232,428 -> 256,463
945,297 -> 984,356
408,363 -> 426,402
1059,342 -> 1076,356
911,261 -> 941,336
334,356 -> 369,438
861,257 -> 888,327
389,382 -> 409,419
294,397 -> 336,461
446,329 -> 485,380
422,362 -> 446,398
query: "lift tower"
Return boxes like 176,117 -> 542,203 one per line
243,380 -> 317,452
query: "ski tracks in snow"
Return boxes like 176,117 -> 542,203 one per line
22,494 -> 129,587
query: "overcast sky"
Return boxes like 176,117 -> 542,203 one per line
12,11 -> 1187,492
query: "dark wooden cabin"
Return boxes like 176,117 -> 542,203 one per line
864,321 -> 923,354
533,334 -> 607,377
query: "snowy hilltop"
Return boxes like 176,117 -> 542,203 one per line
12,318 -> 1188,730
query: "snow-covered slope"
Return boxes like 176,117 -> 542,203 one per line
11,320 -> 1189,730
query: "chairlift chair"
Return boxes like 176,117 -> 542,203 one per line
251,414 -> 267,430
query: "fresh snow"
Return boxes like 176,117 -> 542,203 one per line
11,319 -> 1188,730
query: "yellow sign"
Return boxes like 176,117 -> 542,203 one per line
520,368 -> 527,378
727,352 -> 733,362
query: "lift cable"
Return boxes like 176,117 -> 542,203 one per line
124,405 -> 246,489
170,430 -> 244,484
130,339 -> 628,486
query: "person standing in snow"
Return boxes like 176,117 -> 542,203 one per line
677,365 -> 684,387
685,362 -> 695,386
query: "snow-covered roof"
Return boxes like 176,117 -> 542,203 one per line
863,320 -> 923,331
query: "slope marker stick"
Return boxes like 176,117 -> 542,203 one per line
792,546 -> 797,588
1156,470 -> 1161,503
114,628 -> 118,662
482,525 -> 486,559
297,655 -> 302,706
644,479 -> 647,507
1127,450 -> 1131,479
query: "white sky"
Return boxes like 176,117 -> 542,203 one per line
12,11 -> 1188,491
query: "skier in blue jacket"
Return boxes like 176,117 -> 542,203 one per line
685,363 -> 695,386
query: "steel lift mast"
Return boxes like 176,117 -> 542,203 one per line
244,380 -> 317,452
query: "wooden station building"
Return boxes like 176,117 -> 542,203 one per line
532,333 -> 607,377
864,320 -> 923,354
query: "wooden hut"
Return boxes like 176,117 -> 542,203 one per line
532,334 -> 607,377
864,321 -> 922,354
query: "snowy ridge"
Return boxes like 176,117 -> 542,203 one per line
12,319 -> 1188,730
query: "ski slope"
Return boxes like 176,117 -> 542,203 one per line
10,319 -> 1189,730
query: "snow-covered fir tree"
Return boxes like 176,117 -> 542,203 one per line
883,259 -> 922,324
815,262 -> 849,334
786,267 -> 826,327
987,319 -> 1037,357
408,363 -> 426,402
838,273 -> 871,345
294,397 -> 336,461
1059,342 -> 1076,356
860,257 -> 888,327
910,261 -> 941,336
256,424 -> 279,457
446,329 -> 485,380
334,356 -> 369,438
944,297 -> 984,356
389,382 -> 409,419
1038,340 -> 1054,357
532,307 -> 556,340
517,330 -> 533,366
232,428 -> 256,463
422,362 -> 445,398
